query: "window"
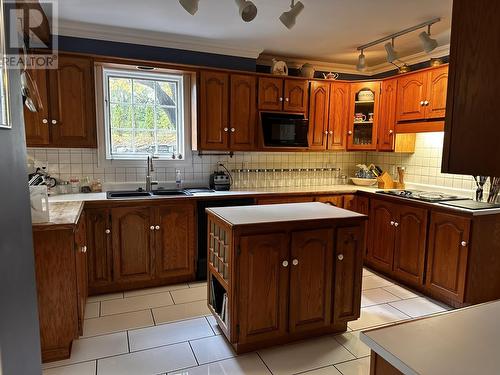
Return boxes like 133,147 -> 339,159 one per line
103,68 -> 185,160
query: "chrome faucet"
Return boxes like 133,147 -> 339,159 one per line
146,155 -> 159,192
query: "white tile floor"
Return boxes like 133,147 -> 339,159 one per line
43,269 -> 451,375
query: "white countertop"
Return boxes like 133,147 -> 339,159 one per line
207,202 -> 366,226
360,300 -> 500,375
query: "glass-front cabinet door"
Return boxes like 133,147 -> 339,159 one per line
347,82 -> 380,150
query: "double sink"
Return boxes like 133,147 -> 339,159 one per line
106,189 -> 193,199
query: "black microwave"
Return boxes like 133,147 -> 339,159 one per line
261,112 -> 309,148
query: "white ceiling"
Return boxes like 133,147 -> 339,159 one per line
57,0 -> 453,72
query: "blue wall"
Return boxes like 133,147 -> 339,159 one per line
58,35 -> 257,71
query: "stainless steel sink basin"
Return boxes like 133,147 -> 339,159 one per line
106,191 -> 152,199
151,189 -> 192,196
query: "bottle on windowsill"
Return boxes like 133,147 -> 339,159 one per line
175,169 -> 182,189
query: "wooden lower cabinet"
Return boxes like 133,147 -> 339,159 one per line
257,196 -> 315,205
86,209 -> 113,292
425,212 -> 470,303
207,208 -> 366,353
343,194 -> 369,214
367,199 -> 396,273
33,214 -> 88,363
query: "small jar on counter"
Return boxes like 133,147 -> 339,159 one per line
69,178 -> 80,194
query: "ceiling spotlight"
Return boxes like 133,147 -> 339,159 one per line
279,0 -> 304,30
384,40 -> 398,63
235,0 -> 257,22
179,0 -> 199,15
356,50 -> 367,72
419,26 -> 438,53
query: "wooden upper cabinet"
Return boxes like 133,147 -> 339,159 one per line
396,71 -> 427,122
425,212 -> 471,303
229,74 -> 256,150
333,226 -> 363,323
328,82 -> 350,151
258,77 -> 283,111
24,69 -> 50,146
425,65 -> 448,119
155,203 -> 196,280
442,0 -> 500,176
367,199 -> 396,272
284,79 -> 309,112
48,55 -> 96,147
378,78 -> 398,151
238,233 -> 289,344
289,228 -> 334,333
86,209 -> 113,291
199,71 -> 229,150
393,205 -> 427,287
308,81 -> 330,150
111,207 -> 155,284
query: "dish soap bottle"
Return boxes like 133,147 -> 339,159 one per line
175,169 -> 182,189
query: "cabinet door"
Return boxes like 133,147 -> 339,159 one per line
425,212 -> 471,302
48,55 -> 97,147
289,228 -> 334,332
378,78 -> 397,151
86,209 -> 113,290
328,82 -> 350,150
316,195 -> 344,207
229,74 -> 256,150
111,207 -> 155,283
199,71 -> 229,150
425,66 -> 448,119
367,199 -> 396,272
75,212 -> 88,336
258,77 -> 283,111
155,203 -> 195,280
24,69 -> 50,146
284,79 -> 309,113
393,205 -> 428,287
347,82 -> 380,150
333,226 -> 363,323
238,233 -> 289,344
396,72 -> 427,122
355,196 -> 370,215
308,81 -> 330,150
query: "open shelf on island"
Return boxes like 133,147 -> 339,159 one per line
208,274 -> 229,331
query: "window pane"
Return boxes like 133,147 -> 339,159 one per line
157,131 -> 177,154
109,78 -> 132,103
156,107 -> 176,130
133,80 -> 155,105
156,81 -> 177,106
134,105 -> 155,130
134,131 -> 156,153
110,104 -> 132,129
111,130 -> 133,153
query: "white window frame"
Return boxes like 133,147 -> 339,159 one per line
95,63 -> 192,167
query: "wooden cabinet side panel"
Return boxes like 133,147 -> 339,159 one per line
333,226 -> 363,323
289,228 -> 334,332
329,82 -> 350,150
258,77 -> 283,111
307,81 -> 329,150
238,233 -> 289,344
230,74 -> 256,150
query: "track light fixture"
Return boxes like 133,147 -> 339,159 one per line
356,18 -> 440,71
235,0 -> 258,22
279,0 -> 305,29
419,25 -> 438,53
179,0 -> 199,15
356,50 -> 367,72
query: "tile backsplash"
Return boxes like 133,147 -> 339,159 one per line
27,132 -> 481,195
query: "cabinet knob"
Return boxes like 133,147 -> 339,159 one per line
324,131 -> 329,135
150,225 -> 155,231
420,101 -> 425,106
424,100 -> 429,106
155,225 -> 160,230
329,131 -> 333,135
389,130 -> 394,134
292,259 -> 299,266
338,254 -> 344,261
81,245 -> 87,253
42,118 -> 48,124
231,128 -> 235,132
394,222 -> 399,227
105,229 -> 111,234
461,241 -> 468,247
279,97 -> 283,102
285,98 -> 289,102
348,131 -> 353,135
223,127 -> 229,132
282,260 -> 289,267
51,119 -> 58,125
390,221 -> 395,226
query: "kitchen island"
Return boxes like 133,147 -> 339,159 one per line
360,300 -> 500,375
205,202 -> 367,353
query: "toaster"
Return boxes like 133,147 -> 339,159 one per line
209,171 -> 231,191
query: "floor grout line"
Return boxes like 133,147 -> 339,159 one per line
187,340 -> 199,366
126,330 -> 131,353
256,352 -> 274,375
